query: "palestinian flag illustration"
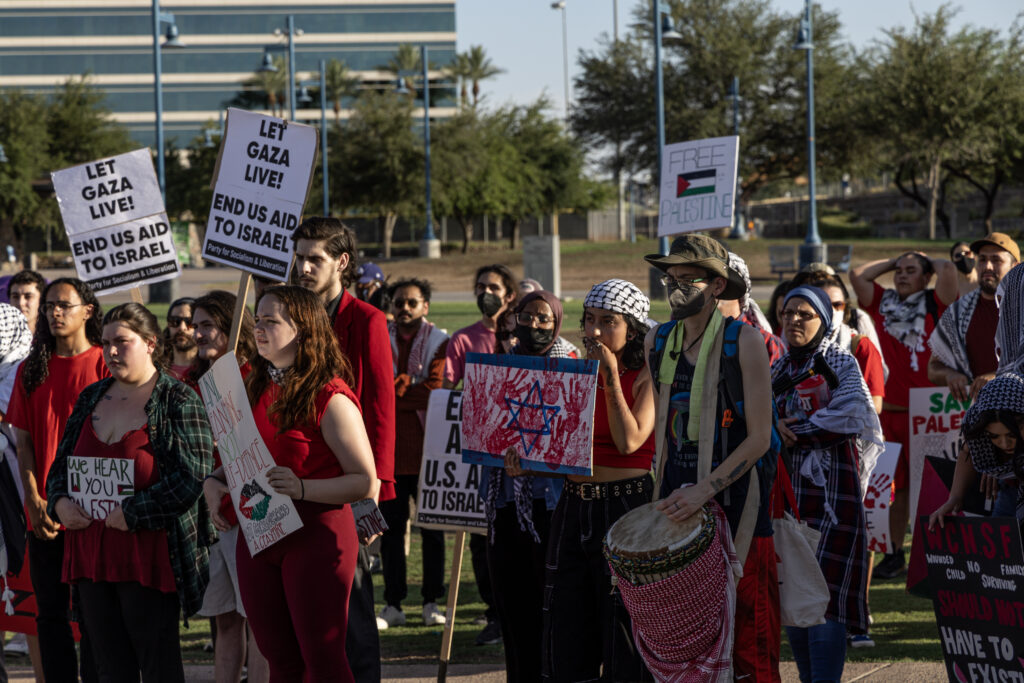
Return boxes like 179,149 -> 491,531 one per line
238,480 -> 272,522
676,169 -> 716,197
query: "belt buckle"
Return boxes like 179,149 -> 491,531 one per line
578,482 -> 595,500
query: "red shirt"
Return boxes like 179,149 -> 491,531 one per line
592,367 -> 655,470
852,334 -> 886,400
253,377 -> 359,481
966,295 -> 999,377
7,346 -> 109,502
394,334 -> 448,476
63,423 -> 175,592
332,291 -> 396,501
864,283 -> 946,407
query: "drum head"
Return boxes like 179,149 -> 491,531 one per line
606,501 -> 704,560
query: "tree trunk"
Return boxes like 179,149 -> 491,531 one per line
927,157 -> 940,241
459,216 -> 474,254
508,218 -> 520,249
383,213 -> 398,259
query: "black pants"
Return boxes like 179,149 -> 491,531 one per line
542,483 -> 652,682
380,475 -> 445,608
345,545 -> 381,683
469,533 -> 496,621
487,500 -> 552,683
28,532 -> 97,683
77,581 -> 183,683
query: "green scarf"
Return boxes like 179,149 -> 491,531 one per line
657,309 -> 725,441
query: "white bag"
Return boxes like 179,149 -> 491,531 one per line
774,511 -> 829,628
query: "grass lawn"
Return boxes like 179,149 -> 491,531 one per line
179,531 -> 941,667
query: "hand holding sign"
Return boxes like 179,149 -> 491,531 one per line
53,497 -> 92,530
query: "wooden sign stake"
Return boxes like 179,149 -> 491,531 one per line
129,287 -> 144,305
227,272 -> 252,354
437,530 -> 466,683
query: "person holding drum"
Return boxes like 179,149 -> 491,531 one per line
772,286 -> 882,682
645,234 -> 780,680
485,290 -> 571,682
541,279 -> 654,682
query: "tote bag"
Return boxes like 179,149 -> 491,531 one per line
773,457 -> 829,628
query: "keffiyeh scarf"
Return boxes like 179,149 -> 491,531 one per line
728,253 -> 772,332
0,303 -> 30,392
584,278 -> 650,323
388,319 -> 437,377
929,288 -> 981,379
996,264 -> 1024,375
963,373 -> 1024,519
877,288 -> 929,371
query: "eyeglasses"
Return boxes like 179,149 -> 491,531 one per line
659,275 -> 708,289
43,302 -> 84,314
393,298 -> 423,309
167,316 -> 194,328
781,309 -> 819,322
516,312 -> 555,326
831,301 -> 846,311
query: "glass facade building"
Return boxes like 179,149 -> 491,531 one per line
0,0 -> 457,146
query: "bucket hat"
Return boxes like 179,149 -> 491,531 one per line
644,233 -> 745,300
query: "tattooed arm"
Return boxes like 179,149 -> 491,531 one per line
657,325 -> 772,522
585,337 -> 655,454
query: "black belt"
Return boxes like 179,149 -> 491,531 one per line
565,475 -> 651,501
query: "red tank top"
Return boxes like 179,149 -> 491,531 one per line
253,377 -> 361,480
63,422 -> 176,592
592,367 -> 655,469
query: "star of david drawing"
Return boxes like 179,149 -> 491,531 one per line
505,380 -> 561,457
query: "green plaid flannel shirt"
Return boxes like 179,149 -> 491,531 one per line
47,371 -> 216,620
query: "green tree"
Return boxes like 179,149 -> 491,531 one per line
332,92 -> 422,258
47,74 -> 133,170
242,56 -> 288,117
165,122 -> 221,224
463,45 -> 504,107
323,59 -> 360,121
0,91 -> 51,245
861,6 -> 1024,235
445,52 -> 472,108
383,44 -> 422,96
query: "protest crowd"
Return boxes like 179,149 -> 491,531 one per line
2,118 -> 1024,682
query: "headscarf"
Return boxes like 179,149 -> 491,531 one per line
583,278 -> 650,323
727,253 -> 772,332
773,287 -> 884,497
0,304 -> 32,414
513,290 -> 564,357
996,263 -> 1024,375
962,373 -> 1024,520
783,286 -> 832,363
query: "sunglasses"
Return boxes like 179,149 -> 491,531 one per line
167,316 -> 194,328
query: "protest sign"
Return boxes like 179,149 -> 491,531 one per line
417,390 -> 486,533
51,149 -> 179,295
864,442 -> 901,554
923,515 -> 1024,683
909,387 -> 970,533
198,352 -> 303,555
461,353 -> 598,476
202,108 -> 318,281
66,455 -> 133,520
657,135 -> 739,237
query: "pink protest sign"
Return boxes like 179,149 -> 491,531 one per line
460,353 -> 598,476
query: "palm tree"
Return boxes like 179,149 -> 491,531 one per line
324,58 -> 360,121
463,45 -> 504,107
243,55 -> 288,117
382,44 -> 421,96
445,53 -> 472,108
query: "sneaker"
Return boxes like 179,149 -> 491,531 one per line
475,620 -> 502,646
369,555 -> 383,573
4,632 -> 29,657
849,633 -> 875,648
423,602 -> 446,626
874,552 -> 907,579
472,614 -> 489,626
378,604 -> 406,628
202,640 -> 214,653
375,616 -> 389,631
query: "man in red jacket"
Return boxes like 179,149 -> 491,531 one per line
293,217 -> 395,683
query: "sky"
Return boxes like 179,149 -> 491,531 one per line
455,0 -> 1013,115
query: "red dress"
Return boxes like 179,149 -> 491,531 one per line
592,367 -> 655,470
63,423 -> 175,592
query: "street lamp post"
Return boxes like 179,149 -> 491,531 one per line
551,2 -> 569,119
298,59 -> 330,216
151,0 -> 184,302
649,1 -> 681,298
728,76 -> 744,239
419,46 -> 439,258
259,16 -> 302,121
794,0 -> 825,267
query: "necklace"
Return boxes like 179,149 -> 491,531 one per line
683,315 -> 714,354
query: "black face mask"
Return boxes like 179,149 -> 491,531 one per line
477,292 -> 503,317
514,325 -> 555,354
668,283 -> 708,320
955,256 -> 976,275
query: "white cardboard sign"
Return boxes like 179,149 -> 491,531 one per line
416,390 -> 486,534
202,108 -> 318,281
908,387 -> 969,533
51,149 -> 180,295
198,353 -> 303,555
863,442 -> 901,554
657,135 -> 739,236
67,456 -> 134,520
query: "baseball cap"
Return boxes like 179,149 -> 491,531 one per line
356,262 -> 385,285
970,233 -> 1021,263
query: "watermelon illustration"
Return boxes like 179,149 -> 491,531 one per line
238,480 -> 271,521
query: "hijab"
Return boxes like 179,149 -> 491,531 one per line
513,290 -> 564,357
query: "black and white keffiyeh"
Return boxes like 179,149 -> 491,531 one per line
877,288 -> 930,371
583,278 -> 650,324
728,252 -> 772,332
929,288 -> 981,379
996,264 -> 1024,375
963,372 -> 1024,519
773,289 -> 885,495
0,303 -> 30,414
